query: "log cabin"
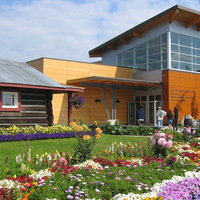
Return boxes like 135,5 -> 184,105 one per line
0,58 -> 83,127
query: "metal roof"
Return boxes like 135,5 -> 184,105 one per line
0,58 -> 84,92
89,4 -> 200,57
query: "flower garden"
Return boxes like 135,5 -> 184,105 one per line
0,122 -> 200,200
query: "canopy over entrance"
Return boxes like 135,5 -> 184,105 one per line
68,76 -> 161,90
68,76 -> 161,122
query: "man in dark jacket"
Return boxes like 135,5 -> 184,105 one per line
173,107 -> 179,131
137,106 -> 145,125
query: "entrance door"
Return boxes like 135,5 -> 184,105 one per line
135,102 -> 146,125
128,102 -> 135,125
149,101 -> 161,126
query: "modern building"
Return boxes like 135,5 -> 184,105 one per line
29,5 -> 200,126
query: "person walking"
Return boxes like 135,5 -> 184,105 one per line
156,106 -> 167,127
173,106 -> 179,131
137,106 -> 145,125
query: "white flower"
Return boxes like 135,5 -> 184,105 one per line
74,160 -> 103,170
29,169 -> 54,180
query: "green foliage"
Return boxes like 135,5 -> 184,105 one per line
72,135 -> 97,164
126,126 -> 154,136
101,122 -> 154,136
103,141 -> 153,158
162,129 -> 184,143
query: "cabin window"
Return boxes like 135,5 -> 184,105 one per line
0,90 -> 21,111
2,92 -> 18,108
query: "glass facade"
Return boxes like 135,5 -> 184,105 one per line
117,32 -> 200,73
171,32 -> 200,72
117,33 -> 167,72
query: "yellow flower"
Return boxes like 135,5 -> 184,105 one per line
83,135 -> 90,140
76,126 -> 83,132
95,127 -> 102,134
33,182 -> 38,186
95,134 -> 101,138
94,121 -> 98,126
13,175 -> 17,178
69,122 -> 76,128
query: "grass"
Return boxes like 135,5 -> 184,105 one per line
0,134 -> 150,166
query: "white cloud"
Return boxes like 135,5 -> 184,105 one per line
0,0 -> 200,63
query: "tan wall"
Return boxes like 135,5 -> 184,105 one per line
162,70 -> 200,123
28,59 -> 44,73
28,58 -> 133,125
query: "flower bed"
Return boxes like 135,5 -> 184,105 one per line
0,132 -> 96,142
1,130 -> 200,199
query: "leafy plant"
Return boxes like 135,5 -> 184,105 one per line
150,132 -> 173,158
72,128 -> 102,163
101,122 -> 154,136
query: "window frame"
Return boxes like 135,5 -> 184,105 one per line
0,89 -> 21,111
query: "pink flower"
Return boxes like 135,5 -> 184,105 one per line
187,127 -> 191,133
192,130 -> 196,134
164,140 -> 173,148
167,133 -> 173,140
150,137 -> 156,145
157,138 -> 166,147
58,157 -> 68,165
158,133 -> 166,138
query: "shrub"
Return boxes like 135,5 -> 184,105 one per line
101,122 -> 154,136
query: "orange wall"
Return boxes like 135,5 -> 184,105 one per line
162,70 -> 200,123
28,58 -> 133,125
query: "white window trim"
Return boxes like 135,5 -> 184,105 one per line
2,91 -> 19,108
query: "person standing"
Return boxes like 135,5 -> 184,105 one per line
137,106 -> 145,125
167,110 -> 174,125
173,107 -> 179,131
156,106 -> 167,127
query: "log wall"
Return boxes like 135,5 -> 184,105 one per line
0,89 -> 49,127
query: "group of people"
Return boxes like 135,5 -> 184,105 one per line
136,105 -> 179,130
156,106 -> 179,130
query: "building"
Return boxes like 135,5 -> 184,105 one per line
29,5 -> 200,126
0,58 -> 83,127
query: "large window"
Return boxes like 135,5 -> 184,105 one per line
171,32 -> 200,72
117,33 -> 167,73
0,90 -> 21,111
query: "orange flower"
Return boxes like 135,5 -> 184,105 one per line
94,121 -> 98,126
69,122 -> 76,127
95,134 -> 101,138
95,127 -> 102,134
76,126 -> 83,132
83,135 -> 90,140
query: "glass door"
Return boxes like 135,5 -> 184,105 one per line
149,101 -> 161,126
135,102 -> 146,125
128,102 -> 135,125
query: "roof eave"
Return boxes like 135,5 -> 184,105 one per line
0,83 -> 84,93
89,4 -> 200,57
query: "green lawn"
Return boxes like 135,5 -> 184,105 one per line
0,134 -> 150,165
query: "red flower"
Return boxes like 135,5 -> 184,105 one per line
21,187 -> 26,192
25,182 -> 31,187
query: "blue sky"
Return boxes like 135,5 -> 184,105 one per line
1,0 -> 200,63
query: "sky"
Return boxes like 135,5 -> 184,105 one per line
1,0 -> 200,63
